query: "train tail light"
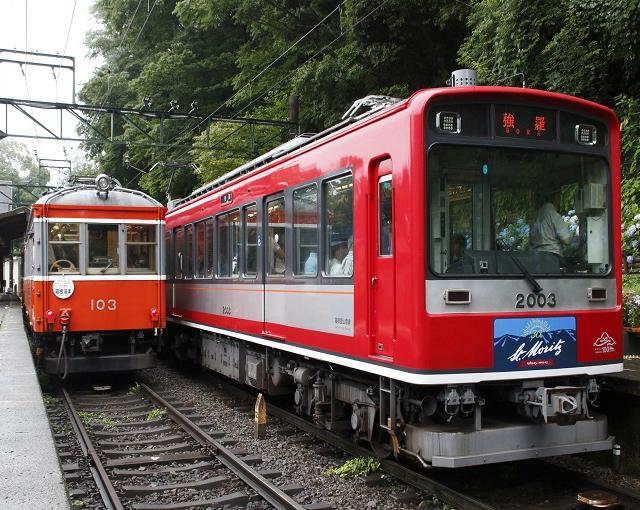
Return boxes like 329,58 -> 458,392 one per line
150,307 -> 160,322
45,309 -> 56,324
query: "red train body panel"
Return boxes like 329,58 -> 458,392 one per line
165,85 -> 622,467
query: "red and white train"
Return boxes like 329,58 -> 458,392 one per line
22,175 -> 166,377
164,71 -> 622,467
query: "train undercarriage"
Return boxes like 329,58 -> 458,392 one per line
166,325 -> 613,468
36,329 -> 156,376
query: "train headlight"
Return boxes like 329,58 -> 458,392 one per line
435,111 -> 461,134
45,309 -> 56,324
150,307 -> 160,322
95,173 -> 112,191
575,124 -> 597,145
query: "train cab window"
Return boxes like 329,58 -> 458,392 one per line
87,224 -> 120,274
184,225 -> 194,278
217,210 -> 240,277
174,227 -> 184,278
244,205 -> 258,277
48,222 -> 80,274
205,219 -> 214,278
324,175 -> 353,277
267,198 -> 286,276
293,184 -> 318,276
428,146 -> 611,276
195,221 -> 206,278
126,225 -> 157,274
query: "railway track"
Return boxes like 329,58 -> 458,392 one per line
57,383 -> 329,510
197,373 -> 640,510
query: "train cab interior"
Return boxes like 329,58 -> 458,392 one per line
428,145 -> 611,277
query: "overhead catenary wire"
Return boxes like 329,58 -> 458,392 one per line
54,0 -> 77,102
164,1 -> 348,149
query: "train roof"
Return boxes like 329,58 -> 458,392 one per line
168,85 -> 619,214
35,184 -> 162,208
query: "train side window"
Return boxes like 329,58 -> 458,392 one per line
217,210 -> 240,278
87,224 -> 120,274
195,221 -> 206,278
184,224 -> 194,278
205,218 -> 214,278
48,222 -> 81,274
126,225 -> 157,274
244,205 -> 258,277
267,198 -> 286,276
293,184 -> 318,276
324,174 -> 353,277
378,176 -> 393,256
174,227 -> 184,278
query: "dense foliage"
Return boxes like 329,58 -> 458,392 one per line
73,0 -> 639,233
0,140 -> 45,207
80,0 -> 467,199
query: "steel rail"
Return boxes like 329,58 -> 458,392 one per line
138,382 -> 306,510
264,400 -> 495,510
60,386 -> 125,510
200,375 -> 495,510
537,460 -> 640,507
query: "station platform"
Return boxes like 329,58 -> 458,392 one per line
600,357 -> 640,397
0,295 -> 69,509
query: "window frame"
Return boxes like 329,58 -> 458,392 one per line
322,171 -> 354,279
292,183 -> 319,277
47,221 -> 82,275
266,196 -> 287,278
86,223 -> 121,275
173,226 -> 184,279
216,209 -> 241,279
124,223 -> 158,275
242,203 -> 258,279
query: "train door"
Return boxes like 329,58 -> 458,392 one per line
369,158 -> 395,359
262,193 -> 286,337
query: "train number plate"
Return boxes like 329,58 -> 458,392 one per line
493,316 -> 576,371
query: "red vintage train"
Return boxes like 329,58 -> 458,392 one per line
164,71 -> 622,467
22,175 -> 166,377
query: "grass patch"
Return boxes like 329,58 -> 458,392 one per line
323,456 -> 381,478
146,407 -> 167,421
42,393 -> 60,407
127,382 -> 142,396
71,500 -> 86,508
77,411 -> 119,430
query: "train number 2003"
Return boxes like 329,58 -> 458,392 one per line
515,293 -> 556,308
90,298 -> 117,311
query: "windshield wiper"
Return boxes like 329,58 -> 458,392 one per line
507,252 -> 543,294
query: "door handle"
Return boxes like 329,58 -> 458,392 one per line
371,276 -> 377,287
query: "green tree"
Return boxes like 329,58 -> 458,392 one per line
0,140 -> 44,207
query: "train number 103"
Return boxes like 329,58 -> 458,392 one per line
515,293 -> 556,308
90,298 -> 117,311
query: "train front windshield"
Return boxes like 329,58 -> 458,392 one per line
428,146 -> 611,276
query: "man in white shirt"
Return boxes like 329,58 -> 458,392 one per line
530,200 -> 571,256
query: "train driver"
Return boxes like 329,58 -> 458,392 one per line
530,192 -> 571,259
